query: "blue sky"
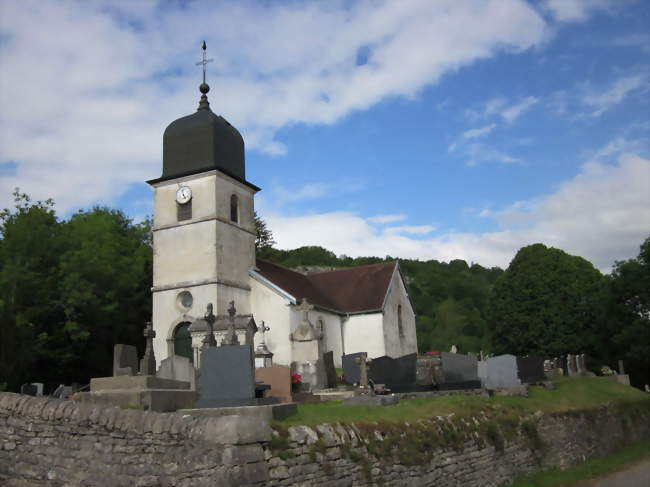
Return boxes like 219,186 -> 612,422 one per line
0,0 -> 648,270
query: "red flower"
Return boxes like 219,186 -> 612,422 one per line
291,373 -> 302,384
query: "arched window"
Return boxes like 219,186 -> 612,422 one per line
230,194 -> 239,223
173,322 -> 193,363
397,304 -> 404,337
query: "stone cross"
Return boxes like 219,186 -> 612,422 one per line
259,321 -> 270,344
202,303 -> 217,349
355,352 -> 372,392
296,299 -> 314,323
140,322 -> 157,375
222,300 -> 240,345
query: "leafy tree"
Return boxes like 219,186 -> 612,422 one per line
487,243 -> 604,358
606,236 -> 650,387
0,190 -> 63,391
56,208 -> 152,382
254,212 -> 276,250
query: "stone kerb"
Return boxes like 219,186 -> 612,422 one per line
0,392 -> 270,445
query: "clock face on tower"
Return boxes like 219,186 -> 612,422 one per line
176,186 -> 192,204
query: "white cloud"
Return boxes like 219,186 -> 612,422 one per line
265,179 -> 365,206
368,214 -> 407,224
0,0 -> 549,212
461,123 -> 496,139
581,74 -> 647,117
544,0 -> 617,22
264,140 -> 650,271
385,225 -> 434,236
483,96 -> 539,123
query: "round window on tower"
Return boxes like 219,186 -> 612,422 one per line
177,291 -> 193,310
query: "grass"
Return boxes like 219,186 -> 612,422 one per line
508,438 -> 650,487
273,378 -> 649,427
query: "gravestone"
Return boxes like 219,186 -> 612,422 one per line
255,364 -> 291,403
369,353 -> 417,392
484,354 -> 521,389
323,351 -> 337,389
113,344 -> 139,376
342,352 -> 364,385
439,352 -> 481,390
516,355 -> 545,383
416,356 -> 436,387
140,323 -> 157,375
196,344 -> 256,407
20,383 -> 37,396
157,355 -> 197,389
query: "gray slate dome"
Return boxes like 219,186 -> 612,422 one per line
160,93 -> 245,181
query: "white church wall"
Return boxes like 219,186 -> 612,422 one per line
250,276 -> 293,366
153,173 -> 217,229
153,220 -> 217,287
343,313 -> 386,359
151,283 -> 215,368
382,267 -> 418,357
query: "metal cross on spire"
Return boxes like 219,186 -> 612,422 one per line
196,40 -> 214,85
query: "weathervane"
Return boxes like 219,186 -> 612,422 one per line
196,40 -> 214,87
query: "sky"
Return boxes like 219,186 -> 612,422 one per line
0,0 -> 648,272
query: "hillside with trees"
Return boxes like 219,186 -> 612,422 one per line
1,193 -> 647,391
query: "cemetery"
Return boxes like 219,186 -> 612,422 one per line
2,40 -> 649,487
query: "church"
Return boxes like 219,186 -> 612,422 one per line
147,54 -> 417,389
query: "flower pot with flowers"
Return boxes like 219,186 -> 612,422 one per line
291,373 -> 302,393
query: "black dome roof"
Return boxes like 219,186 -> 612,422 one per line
159,94 -> 245,181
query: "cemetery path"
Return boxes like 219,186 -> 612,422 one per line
577,457 -> 650,487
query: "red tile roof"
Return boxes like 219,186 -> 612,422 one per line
254,259 -> 397,314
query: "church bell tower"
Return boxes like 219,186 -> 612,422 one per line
147,42 -> 259,366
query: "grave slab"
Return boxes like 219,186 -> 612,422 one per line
113,344 -> 139,376
197,344 -> 256,408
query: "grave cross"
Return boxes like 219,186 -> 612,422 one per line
222,300 -> 239,345
355,352 -> 372,393
296,299 -> 314,323
140,322 -> 157,375
259,321 -> 270,344
202,303 -> 217,348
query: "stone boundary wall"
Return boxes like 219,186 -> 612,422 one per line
0,393 -> 270,486
264,403 -> 650,486
1,392 -> 649,486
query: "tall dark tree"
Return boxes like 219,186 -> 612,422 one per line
487,243 -> 604,358
0,190 -> 63,391
606,236 -> 650,387
56,208 -> 152,382
254,211 -> 276,250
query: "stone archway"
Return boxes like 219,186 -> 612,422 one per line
173,322 -> 193,363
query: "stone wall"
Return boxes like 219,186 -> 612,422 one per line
264,403 -> 650,487
0,393 -> 269,487
1,392 -> 649,486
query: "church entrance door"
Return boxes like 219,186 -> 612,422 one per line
173,322 -> 193,363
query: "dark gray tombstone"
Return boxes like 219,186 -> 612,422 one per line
342,352 -> 364,385
323,351 -> 337,389
20,383 -> 37,396
484,354 -> 521,389
196,345 -> 256,407
113,344 -> 139,376
369,353 -> 417,392
439,352 -> 481,390
516,355 -> 545,383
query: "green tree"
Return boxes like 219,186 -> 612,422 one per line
0,190 -> 63,391
55,208 -> 152,382
487,243 -> 604,358
606,236 -> 650,387
254,212 -> 276,250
